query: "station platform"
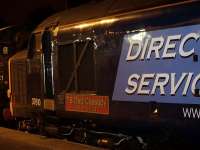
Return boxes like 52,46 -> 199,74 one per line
0,127 -> 104,150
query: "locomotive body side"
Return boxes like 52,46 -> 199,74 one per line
53,1 -> 200,131
8,1 -> 200,142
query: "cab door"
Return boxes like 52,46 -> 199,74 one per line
27,33 -> 43,110
42,29 -> 55,111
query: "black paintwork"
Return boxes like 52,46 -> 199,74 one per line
11,1 -> 200,134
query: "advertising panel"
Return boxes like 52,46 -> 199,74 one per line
113,24 -> 200,104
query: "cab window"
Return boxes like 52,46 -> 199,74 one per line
27,33 -> 42,58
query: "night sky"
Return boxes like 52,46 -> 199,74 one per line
0,0 -> 92,26
0,0 -> 185,27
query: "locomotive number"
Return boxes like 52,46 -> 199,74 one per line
32,98 -> 41,107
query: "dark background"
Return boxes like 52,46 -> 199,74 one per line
0,0 -> 94,51
0,0 -> 189,51
0,0 -> 93,26
0,0 -> 187,27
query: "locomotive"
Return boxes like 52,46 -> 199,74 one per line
0,25 -> 29,122
7,0 -> 200,149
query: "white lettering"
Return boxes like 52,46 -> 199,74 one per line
179,33 -> 199,57
138,74 -> 154,95
140,38 -> 149,60
171,73 -> 188,95
146,37 -> 164,60
151,73 -> 169,95
182,73 -> 193,96
126,40 -> 142,61
124,73 -> 200,97
192,73 -> 200,95
163,35 -> 181,58
125,74 -> 140,94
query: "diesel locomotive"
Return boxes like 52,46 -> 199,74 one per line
0,26 -> 29,122
7,0 -> 200,149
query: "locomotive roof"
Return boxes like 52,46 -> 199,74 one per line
34,0 -> 192,33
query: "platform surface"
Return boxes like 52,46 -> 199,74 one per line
0,127 -> 104,150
